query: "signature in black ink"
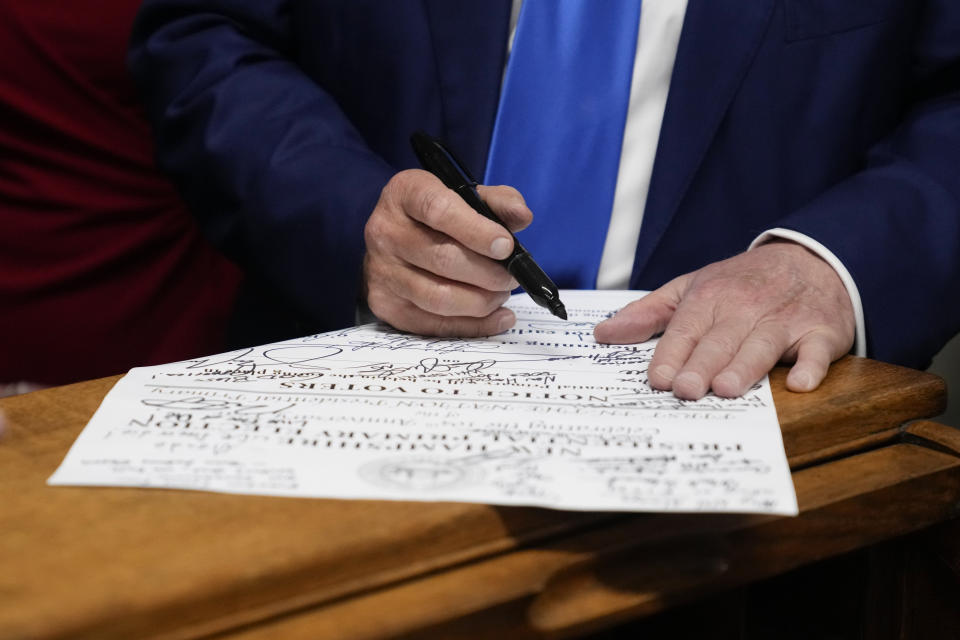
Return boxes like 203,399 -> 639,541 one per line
589,347 -> 656,366
262,345 -> 342,370
140,396 -> 294,415
349,357 -> 498,380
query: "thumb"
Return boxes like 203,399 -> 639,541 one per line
594,277 -> 687,344
785,332 -> 843,393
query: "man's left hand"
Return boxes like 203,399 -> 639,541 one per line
593,241 -> 856,399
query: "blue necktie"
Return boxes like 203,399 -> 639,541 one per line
484,0 -> 642,289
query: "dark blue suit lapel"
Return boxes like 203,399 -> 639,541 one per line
422,0 -> 512,175
631,0 -> 776,282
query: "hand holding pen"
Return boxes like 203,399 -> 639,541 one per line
362,135 -> 541,336
410,132 -> 566,319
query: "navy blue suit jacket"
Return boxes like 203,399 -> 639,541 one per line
130,0 -> 960,369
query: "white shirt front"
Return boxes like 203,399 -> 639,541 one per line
596,0 -> 687,290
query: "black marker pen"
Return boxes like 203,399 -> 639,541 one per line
410,131 -> 567,320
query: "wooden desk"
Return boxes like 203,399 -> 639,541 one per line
2,357 -> 959,639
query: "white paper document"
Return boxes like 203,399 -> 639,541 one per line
49,290 -> 798,515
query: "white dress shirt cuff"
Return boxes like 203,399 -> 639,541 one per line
749,228 -> 866,358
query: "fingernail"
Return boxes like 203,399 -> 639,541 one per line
713,372 -> 742,397
673,371 -> 704,398
654,365 -> 676,383
496,311 -> 515,333
789,370 -> 813,391
490,237 -> 512,259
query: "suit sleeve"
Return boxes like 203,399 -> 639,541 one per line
774,8 -> 960,369
128,0 -> 395,331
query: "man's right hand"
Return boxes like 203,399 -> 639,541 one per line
363,169 -> 533,336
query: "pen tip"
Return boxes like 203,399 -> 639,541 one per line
551,302 -> 568,321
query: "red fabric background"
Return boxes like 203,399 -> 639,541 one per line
0,0 -> 242,385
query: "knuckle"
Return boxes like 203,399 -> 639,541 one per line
378,178 -> 398,204
701,333 -> 740,359
390,168 -> 418,192
664,319 -> 703,348
364,217 -> 389,252
430,241 -> 460,275
418,187 -> 455,228
423,282 -> 455,315
381,171 -> 415,209
745,332 -> 784,360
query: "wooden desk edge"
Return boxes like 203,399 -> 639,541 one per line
0,360 -> 953,640
205,426 -> 960,640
